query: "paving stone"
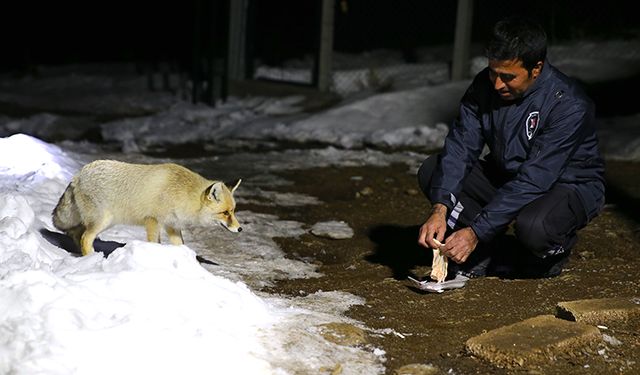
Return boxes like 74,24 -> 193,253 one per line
556,297 -> 640,328
465,315 -> 602,369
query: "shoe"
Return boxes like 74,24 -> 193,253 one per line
488,250 -> 571,279
455,269 -> 483,279
448,258 -> 489,279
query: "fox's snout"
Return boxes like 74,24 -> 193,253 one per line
219,212 -> 242,233
222,222 -> 242,232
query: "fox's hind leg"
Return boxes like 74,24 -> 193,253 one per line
145,217 -> 161,243
80,214 -> 112,256
165,226 -> 184,245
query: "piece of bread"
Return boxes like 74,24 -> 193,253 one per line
430,239 -> 447,283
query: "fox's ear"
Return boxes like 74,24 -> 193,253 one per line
206,182 -> 224,202
231,179 -> 242,194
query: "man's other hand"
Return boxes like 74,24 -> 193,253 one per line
441,227 -> 479,263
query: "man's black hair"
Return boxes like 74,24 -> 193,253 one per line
485,16 -> 547,73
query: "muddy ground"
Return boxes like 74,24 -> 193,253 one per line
246,158 -> 640,375
2,62 -> 638,374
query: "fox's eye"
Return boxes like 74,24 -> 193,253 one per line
223,211 -> 230,216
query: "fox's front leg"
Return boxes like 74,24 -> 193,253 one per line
66,225 -> 85,253
165,226 -> 184,245
144,217 -> 161,243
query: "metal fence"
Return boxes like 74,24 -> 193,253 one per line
247,0 -> 638,99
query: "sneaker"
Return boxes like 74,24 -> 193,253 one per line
455,269 -> 483,279
449,257 -> 489,279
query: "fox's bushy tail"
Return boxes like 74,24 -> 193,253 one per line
52,183 -> 81,231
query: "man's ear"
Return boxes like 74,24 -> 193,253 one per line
532,61 -> 543,79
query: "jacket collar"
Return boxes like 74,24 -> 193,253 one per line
520,58 -> 552,99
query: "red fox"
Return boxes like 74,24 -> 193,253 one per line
52,160 -> 242,256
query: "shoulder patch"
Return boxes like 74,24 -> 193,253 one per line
525,111 -> 540,140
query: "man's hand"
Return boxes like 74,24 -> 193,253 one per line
440,227 -> 479,264
418,203 -> 448,249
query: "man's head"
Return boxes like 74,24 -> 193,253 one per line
485,16 -> 547,101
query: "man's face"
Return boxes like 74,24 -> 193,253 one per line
488,58 -> 542,101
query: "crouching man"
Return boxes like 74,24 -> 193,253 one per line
417,16 -> 605,280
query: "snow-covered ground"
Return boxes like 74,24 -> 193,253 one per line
0,39 -> 639,374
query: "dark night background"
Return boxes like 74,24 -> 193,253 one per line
1,0 -> 637,73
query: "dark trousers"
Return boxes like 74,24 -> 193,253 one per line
417,155 -> 589,278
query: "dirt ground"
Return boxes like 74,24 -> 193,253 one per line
6,96 -> 638,372
248,158 -> 640,375
3,64 -> 638,374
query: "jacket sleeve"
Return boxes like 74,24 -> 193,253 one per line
469,101 -> 593,242
428,82 -> 485,211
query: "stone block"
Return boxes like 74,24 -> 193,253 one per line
556,297 -> 640,328
465,315 -> 602,368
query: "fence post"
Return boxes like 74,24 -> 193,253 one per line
451,0 -> 474,81
316,0 -> 334,92
228,0 -> 248,82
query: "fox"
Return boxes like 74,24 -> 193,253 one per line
52,159 -> 242,256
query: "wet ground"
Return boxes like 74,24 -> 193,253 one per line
8,114 -> 638,373
248,158 -> 640,374
3,61 -> 640,374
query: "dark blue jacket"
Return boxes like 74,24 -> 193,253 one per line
429,61 -> 605,242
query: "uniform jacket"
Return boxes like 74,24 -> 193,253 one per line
429,60 -> 605,242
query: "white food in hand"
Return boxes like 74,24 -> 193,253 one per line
430,238 -> 447,283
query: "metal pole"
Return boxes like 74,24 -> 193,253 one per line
227,0 -> 248,82
316,0 -> 334,91
192,0 -> 202,103
451,0 -> 474,81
